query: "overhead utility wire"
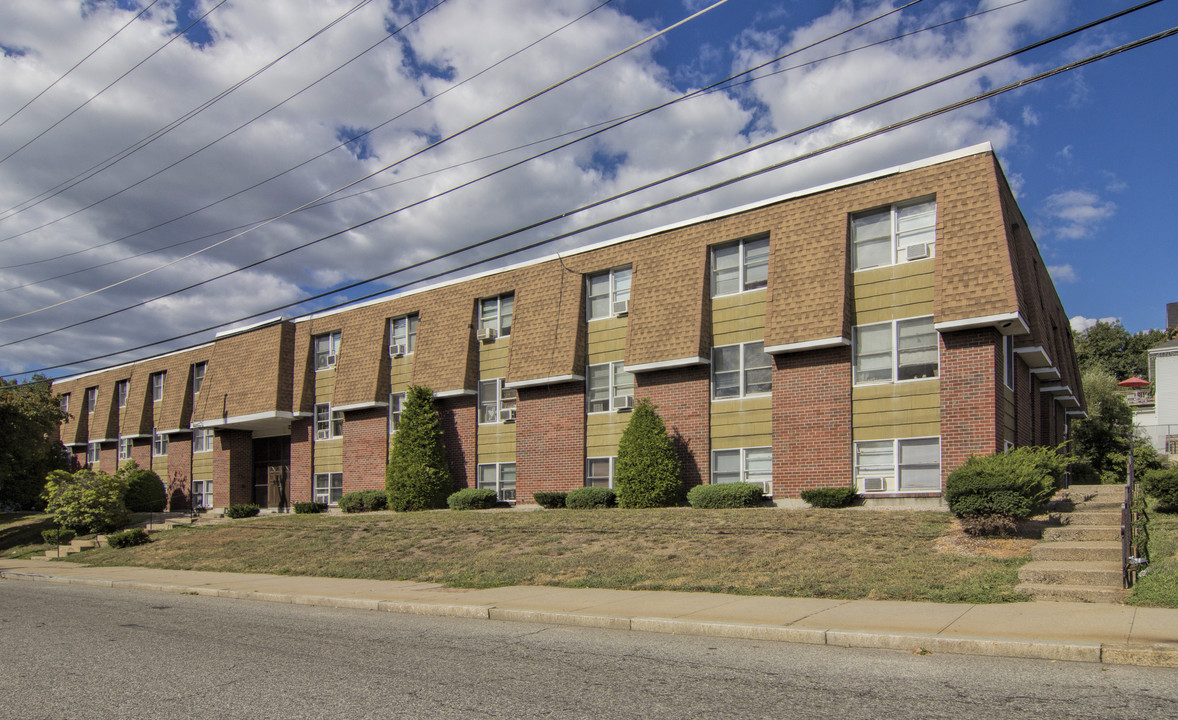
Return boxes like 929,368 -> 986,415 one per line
0,0 -> 449,243
0,0 -> 163,130
10,18 -> 1173,377
0,0 -> 230,168
0,0 -> 376,221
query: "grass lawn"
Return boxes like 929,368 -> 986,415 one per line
0,513 -> 56,559
56,507 -> 1034,604
1128,502 -> 1178,608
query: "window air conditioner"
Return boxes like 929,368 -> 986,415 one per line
389,344 -> 406,359
477,328 -> 497,341
499,407 -> 516,422
325,355 -> 337,367
905,243 -> 930,261
612,299 -> 629,316
613,395 -> 634,410
862,477 -> 887,492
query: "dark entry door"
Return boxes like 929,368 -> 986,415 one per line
252,436 -> 290,509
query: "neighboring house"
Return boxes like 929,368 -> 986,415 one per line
1136,333 -> 1178,457
51,143 -> 1083,511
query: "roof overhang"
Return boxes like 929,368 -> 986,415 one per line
1031,367 -> 1061,382
624,356 -> 708,374
333,401 -> 388,412
934,312 -> 1029,336
1014,345 -> 1053,368
505,374 -> 584,390
765,337 -> 850,355
193,411 -> 296,437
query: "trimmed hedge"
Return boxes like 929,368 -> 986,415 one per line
565,487 -> 616,509
686,483 -> 764,508
106,528 -> 150,548
532,491 -> 568,509
945,446 -> 1063,535
224,504 -> 260,519
1143,467 -> 1178,512
800,487 -> 858,508
119,462 -> 166,513
447,488 -> 499,510
41,528 -> 76,545
293,502 -> 328,514
338,490 -> 389,513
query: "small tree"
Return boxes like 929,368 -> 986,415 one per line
41,468 -> 129,533
118,460 -> 166,512
0,375 -> 69,509
614,399 -> 680,508
386,385 -> 452,511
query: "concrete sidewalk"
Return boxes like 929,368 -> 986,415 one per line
3,557 -> 1176,668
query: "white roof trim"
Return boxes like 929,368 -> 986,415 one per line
765,336 -> 850,354
934,312 -> 1029,335
333,401 -> 388,412
434,389 -> 477,398
505,374 -> 584,389
214,316 -> 286,339
624,356 -> 708,374
193,410 -> 296,428
157,428 -> 191,435
52,342 -> 216,384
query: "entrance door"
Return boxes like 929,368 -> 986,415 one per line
251,436 -> 290,509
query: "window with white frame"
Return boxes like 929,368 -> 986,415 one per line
192,362 -> 207,395
586,266 -> 632,320
479,294 -> 513,338
86,442 -> 100,464
853,317 -> 938,384
852,199 -> 936,271
388,392 -> 405,434
854,437 -> 941,493
1002,335 -> 1015,390
478,379 -> 517,424
193,427 -> 214,453
85,387 -> 97,413
313,472 -> 344,505
389,314 -> 418,356
711,448 -> 772,494
586,457 -> 615,488
314,403 -> 343,440
118,437 -> 131,462
314,331 -> 341,370
586,362 -> 635,413
711,236 -> 769,296
712,341 -> 772,399
192,480 -> 213,509
59,393 -> 69,414
151,371 -> 165,402
152,429 -> 168,457
477,463 -> 516,501
116,380 -> 129,409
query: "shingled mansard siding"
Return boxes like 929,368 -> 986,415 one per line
51,144 -> 1084,510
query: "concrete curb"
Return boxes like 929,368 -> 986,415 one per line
5,568 -> 1177,668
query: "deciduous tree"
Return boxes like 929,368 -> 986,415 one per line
0,376 -> 69,509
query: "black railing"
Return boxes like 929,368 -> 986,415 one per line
1123,447 -> 1149,588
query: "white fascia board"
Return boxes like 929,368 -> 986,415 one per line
53,342 -> 216,384
1031,367 -> 1061,381
765,336 -> 850,354
1066,410 -> 1089,418
213,316 -> 286,339
934,312 -> 1029,336
91,437 -> 117,444
157,428 -> 191,435
333,401 -> 389,412
1040,384 -> 1071,395
434,389 -> 477,398
194,411 -> 296,427
119,433 -> 152,440
624,356 -> 708,374
505,374 -> 584,389
1014,345 -> 1053,368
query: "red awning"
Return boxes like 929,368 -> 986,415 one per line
1118,376 -> 1150,388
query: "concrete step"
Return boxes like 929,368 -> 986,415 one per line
1031,541 -> 1122,563
1015,582 -> 1130,604
1058,511 -> 1122,526
1047,499 -> 1123,513
1018,560 -> 1123,588
1063,484 -> 1127,500
1042,525 -> 1121,542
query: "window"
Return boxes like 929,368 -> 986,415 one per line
711,237 -> 768,296
711,448 -> 772,494
314,331 -> 341,370
59,394 -> 69,414
853,317 -> 937,384
86,442 -> 100,464
192,362 -> 207,395
479,294 -> 513,338
314,403 -> 343,440
116,380 -> 129,409
477,463 -> 516,502
586,457 -> 615,488
194,427 -> 214,453
118,437 -> 131,462
852,199 -> 936,271
854,437 -> 941,493
192,480 -> 213,509
586,362 -> 635,413
1002,336 -> 1015,390
712,341 -> 772,399
478,378 -> 517,424
151,371 -> 165,402
389,392 -> 405,433
152,429 -> 168,457
313,473 -> 344,505
587,266 -> 632,320
389,314 -> 418,355
85,387 -> 97,414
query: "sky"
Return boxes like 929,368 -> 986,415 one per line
0,0 -> 1175,382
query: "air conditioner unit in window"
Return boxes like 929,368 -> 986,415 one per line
612,299 -> 629,316
388,344 -> 406,359
613,395 -> 634,411
325,355 -> 337,367
905,243 -> 930,261
477,328 -> 497,341
862,477 -> 887,492
499,407 -> 516,422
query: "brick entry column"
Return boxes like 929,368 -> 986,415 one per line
772,346 -> 853,498
214,429 -> 253,507
343,408 -> 389,493
516,383 -> 585,502
940,329 -> 1002,484
289,418 -> 313,504
437,395 -> 476,491
165,435 -> 193,511
633,365 -> 710,490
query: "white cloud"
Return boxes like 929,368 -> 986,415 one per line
1070,315 -> 1120,333
1040,190 -> 1116,240
1021,106 -> 1039,126
1048,264 -> 1076,283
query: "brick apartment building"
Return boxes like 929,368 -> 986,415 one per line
51,143 -> 1083,510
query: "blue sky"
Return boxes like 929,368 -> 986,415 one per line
0,0 -> 1175,381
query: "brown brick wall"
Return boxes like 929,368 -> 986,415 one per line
165,435 -> 192,511
437,396 -> 476,490
772,346 -> 853,497
130,438 -> 151,470
634,366 -> 710,490
940,329 -> 1002,479
289,419 -> 313,503
343,408 -> 389,493
214,430 -> 253,507
97,442 -> 117,472
516,383 -> 585,502
1015,356 -> 1034,447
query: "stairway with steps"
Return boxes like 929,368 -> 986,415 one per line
41,513 -> 201,560
1017,484 -> 1128,603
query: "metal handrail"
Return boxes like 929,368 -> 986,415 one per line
1122,446 -> 1149,588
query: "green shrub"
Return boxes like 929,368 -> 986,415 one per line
1143,467 -> 1178,512
41,468 -> 129,533
447,488 -> 499,510
386,386 -> 453,511
1067,460 -> 1099,485
945,446 -> 1064,535
687,483 -> 764,508
106,528 -> 150,548
800,487 -> 858,508
41,528 -> 76,545
118,461 -> 166,512
293,502 -> 328,514
532,491 -> 568,509
224,503 -> 260,519
338,489 -> 388,513
615,399 -> 681,508
565,487 -> 616,509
